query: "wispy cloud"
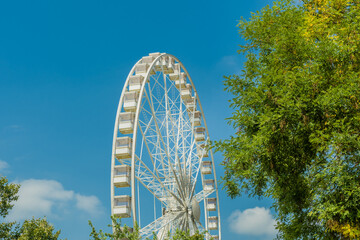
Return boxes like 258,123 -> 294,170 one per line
216,55 -> 243,75
3,125 -> 24,132
8,125 -> 22,129
228,207 -> 277,237
75,194 -> 102,216
0,160 -> 9,172
8,179 -> 103,221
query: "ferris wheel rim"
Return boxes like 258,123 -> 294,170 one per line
110,53 -> 221,239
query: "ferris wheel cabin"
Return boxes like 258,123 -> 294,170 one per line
118,112 -> 135,134
128,75 -> 144,92
194,127 -> 205,141
113,195 -> 131,218
206,198 -> 217,211
113,165 -> 131,188
197,143 -> 208,157
201,161 -> 212,175
208,216 -> 219,230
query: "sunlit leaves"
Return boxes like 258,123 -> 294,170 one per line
214,0 -> 360,238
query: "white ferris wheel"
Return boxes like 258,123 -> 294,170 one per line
110,53 -> 221,239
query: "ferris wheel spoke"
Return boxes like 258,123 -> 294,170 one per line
166,80 -> 181,105
178,214 -> 187,232
138,122 -> 165,180
139,97 -> 171,181
185,135 -> 198,169
143,85 -> 173,174
195,220 -> 212,239
175,98 -> 186,173
140,212 -> 184,238
133,156 -> 169,202
148,75 -> 167,115
188,166 -> 202,203
163,71 -> 184,179
193,189 -> 215,203
189,214 -> 199,234
180,124 -> 198,199
144,85 -> 192,207
175,171 -> 190,202
133,155 -> 185,207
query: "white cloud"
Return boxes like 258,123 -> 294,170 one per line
75,194 -> 102,216
8,179 -> 103,221
0,160 -> 9,172
228,207 -> 277,237
220,55 -> 239,67
3,125 -> 23,132
216,55 -> 243,75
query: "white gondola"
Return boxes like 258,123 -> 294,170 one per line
142,55 -> 154,64
168,64 -> 181,80
197,143 -> 208,157
123,92 -> 139,112
158,56 -> 168,72
180,84 -> 192,100
136,63 -> 155,75
135,63 -> 148,74
149,52 -> 161,58
115,137 -> 132,159
113,195 -> 131,218
169,73 -> 179,80
128,75 -> 144,92
145,52 -> 160,69
174,63 -> 180,72
191,111 -> 202,126
119,112 -> 135,134
204,179 -> 215,192
175,73 -> 186,89
194,127 -> 205,141
184,97 -> 196,111
114,165 -> 131,187
206,198 -> 217,211
164,57 -> 175,74
154,58 -> 163,71
201,161 -> 212,174
208,216 -> 218,230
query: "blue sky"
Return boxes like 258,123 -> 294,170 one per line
0,0 -> 277,239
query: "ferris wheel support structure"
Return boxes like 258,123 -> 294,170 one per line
110,53 -> 221,239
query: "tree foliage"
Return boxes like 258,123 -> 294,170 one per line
89,216 -> 207,240
214,0 -> 360,239
0,176 -> 20,240
18,218 -> 61,240
170,229 -> 206,240
89,216 -> 140,240
0,177 -> 19,219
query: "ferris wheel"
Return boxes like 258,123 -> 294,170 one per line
110,53 -> 221,239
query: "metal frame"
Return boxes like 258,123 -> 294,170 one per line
111,53 -> 221,239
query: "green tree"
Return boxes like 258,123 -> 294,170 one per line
89,216 -> 140,240
0,176 -> 20,239
214,0 -> 360,239
18,218 -> 61,240
170,229 -> 206,240
89,216 -> 207,240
